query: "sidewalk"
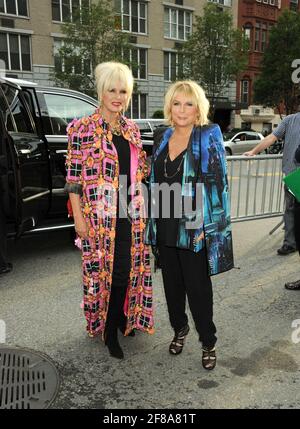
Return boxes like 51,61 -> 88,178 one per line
0,217 -> 299,409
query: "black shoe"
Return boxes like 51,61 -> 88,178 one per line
169,324 -> 190,355
277,245 -> 296,255
106,338 -> 124,359
202,347 -> 217,371
285,279 -> 300,290
0,263 -> 13,275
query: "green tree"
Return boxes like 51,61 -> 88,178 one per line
53,0 -> 131,97
179,4 -> 248,117
254,9 -> 300,116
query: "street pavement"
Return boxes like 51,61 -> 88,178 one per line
0,217 -> 299,409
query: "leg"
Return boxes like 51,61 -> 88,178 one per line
178,247 -> 217,349
105,240 -> 131,359
158,245 -> 188,332
283,187 -> 296,249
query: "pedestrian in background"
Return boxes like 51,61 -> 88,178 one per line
285,143 -> 300,290
244,112 -> 300,255
65,62 -> 154,359
146,81 -> 234,370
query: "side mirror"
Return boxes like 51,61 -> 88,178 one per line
233,138 -> 241,143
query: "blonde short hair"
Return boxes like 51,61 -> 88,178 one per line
94,61 -> 134,110
164,80 -> 210,126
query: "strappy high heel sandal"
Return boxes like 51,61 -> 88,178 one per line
169,324 -> 190,355
202,347 -> 216,370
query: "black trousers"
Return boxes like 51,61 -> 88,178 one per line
158,245 -> 217,349
0,203 -> 8,269
106,240 -> 131,337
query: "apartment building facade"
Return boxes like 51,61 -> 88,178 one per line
0,0 -> 238,123
236,0 -> 300,133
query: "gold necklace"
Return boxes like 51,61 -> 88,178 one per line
109,122 -> 122,135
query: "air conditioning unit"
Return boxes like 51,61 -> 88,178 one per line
129,36 -> 137,44
174,42 -> 183,49
1,18 -> 15,28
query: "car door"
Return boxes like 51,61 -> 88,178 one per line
0,82 -> 51,235
0,110 -> 13,221
239,132 -> 262,153
36,90 -> 97,215
230,132 -> 248,154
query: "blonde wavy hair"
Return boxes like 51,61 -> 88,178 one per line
94,61 -> 134,110
164,80 -> 210,127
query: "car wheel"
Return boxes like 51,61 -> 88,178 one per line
225,148 -> 232,156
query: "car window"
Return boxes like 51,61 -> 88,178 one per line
43,93 -> 96,135
0,86 -> 14,131
235,133 -> 246,141
245,133 -> 256,141
1,84 -> 34,133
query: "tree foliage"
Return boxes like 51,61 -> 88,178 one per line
53,0 -> 131,97
179,4 -> 248,115
254,9 -> 300,115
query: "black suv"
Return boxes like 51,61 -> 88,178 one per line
0,77 -> 99,237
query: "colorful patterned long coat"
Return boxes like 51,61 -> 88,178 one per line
65,109 -> 154,338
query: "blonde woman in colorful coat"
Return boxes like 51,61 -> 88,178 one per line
65,62 -> 154,359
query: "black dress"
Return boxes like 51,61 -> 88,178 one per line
113,134 -> 131,243
154,144 -> 186,247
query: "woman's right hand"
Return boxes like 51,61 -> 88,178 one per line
74,216 -> 89,239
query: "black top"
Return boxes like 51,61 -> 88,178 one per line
113,134 -> 131,242
154,144 -> 186,246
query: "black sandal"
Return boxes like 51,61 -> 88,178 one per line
169,325 -> 190,355
202,347 -> 216,370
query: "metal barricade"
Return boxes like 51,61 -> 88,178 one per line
227,154 -> 284,222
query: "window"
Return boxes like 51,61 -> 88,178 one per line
254,23 -> 260,51
261,24 -> 267,52
0,0 -> 28,17
43,93 -> 96,135
243,23 -> 252,47
117,0 -> 147,34
53,39 -> 91,76
241,80 -> 249,104
254,21 -> 270,52
164,8 -> 192,41
0,32 -> 31,71
128,94 -> 147,119
124,47 -> 147,80
164,52 -> 183,82
290,0 -> 299,10
52,0 -> 90,22
208,0 -> 232,6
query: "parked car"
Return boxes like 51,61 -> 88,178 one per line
134,119 -> 166,156
0,77 -> 100,237
0,77 -> 165,238
223,130 -> 264,156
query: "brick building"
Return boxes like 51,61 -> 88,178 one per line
235,0 -> 300,133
